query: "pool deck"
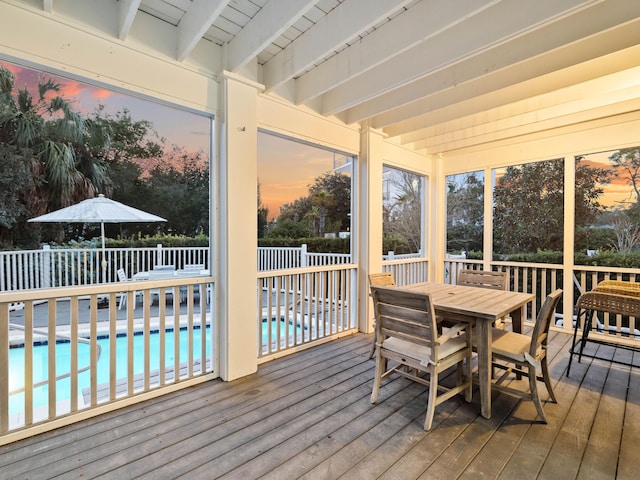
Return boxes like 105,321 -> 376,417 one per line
7,293 -> 210,345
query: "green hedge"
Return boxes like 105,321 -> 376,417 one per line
495,248 -> 640,268
258,237 -> 350,253
51,233 -> 209,250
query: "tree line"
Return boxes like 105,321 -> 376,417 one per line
447,148 -> 640,260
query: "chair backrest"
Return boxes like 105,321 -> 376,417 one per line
594,280 -> 640,298
369,272 -> 396,288
370,285 -> 438,352
531,289 -> 563,354
457,269 -> 507,291
117,268 -> 128,282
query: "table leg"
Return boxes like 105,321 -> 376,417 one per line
511,305 -> 525,334
476,319 -> 492,419
510,306 -> 525,379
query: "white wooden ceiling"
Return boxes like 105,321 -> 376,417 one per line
13,0 -> 640,155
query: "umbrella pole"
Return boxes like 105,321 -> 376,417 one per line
101,221 -> 107,281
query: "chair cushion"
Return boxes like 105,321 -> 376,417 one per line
382,335 -> 468,366
490,329 -> 531,362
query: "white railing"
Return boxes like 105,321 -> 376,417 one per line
382,257 -> 429,286
0,245 -> 209,291
0,275 -> 215,445
257,264 -> 357,360
258,244 -> 352,271
443,257 -> 640,335
444,258 -> 563,324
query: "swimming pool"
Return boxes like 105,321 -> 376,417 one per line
8,325 -> 212,416
8,318 -> 303,415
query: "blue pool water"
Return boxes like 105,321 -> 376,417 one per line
8,326 -> 211,415
8,319 -> 303,415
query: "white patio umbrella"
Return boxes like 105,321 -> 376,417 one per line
29,194 -> 166,272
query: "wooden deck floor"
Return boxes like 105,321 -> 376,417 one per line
1,329 -> 638,479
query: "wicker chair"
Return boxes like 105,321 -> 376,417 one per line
568,290 -> 640,375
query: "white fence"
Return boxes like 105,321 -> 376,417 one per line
0,245 -> 209,291
258,245 -> 352,271
382,256 -> 429,286
0,275 -> 215,444
443,257 -> 640,333
257,264 -> 357,361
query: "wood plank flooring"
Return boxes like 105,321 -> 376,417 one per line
0,329 -> 638,479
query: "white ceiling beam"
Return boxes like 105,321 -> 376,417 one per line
413,94 -> 640,154
377,17 -> 640,142
412,68 -> 640,149
295,0 -> 499,105
390,43 -> 640,143
320,0 -> 602,117
341,0 -> 640,125
42,0 -> 52,13
118,0 -> 141,41
177,0 -> 230,62
227,0 -> 317,72
262,0 -> 414,92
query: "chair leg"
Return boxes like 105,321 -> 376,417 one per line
368,329 -> 377,359
424,368 -> 438,431
370,353 -> 383,404
541,356 -> 557,403
528,364 -> 547,423
465,355 -> 472,403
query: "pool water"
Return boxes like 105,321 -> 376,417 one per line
8,318 -> 303,415
8,326 -> 211,416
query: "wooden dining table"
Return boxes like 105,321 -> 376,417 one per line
399,282 -> 535,419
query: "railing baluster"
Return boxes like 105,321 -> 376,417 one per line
24,302 -> 33,424
70,297 -> 79,412
0,303 -> 8,434
48,300 -> 56,419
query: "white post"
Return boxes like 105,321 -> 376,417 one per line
217,71 -> 261,380
300,244 -> 308,268
156,244 -> 163,267
42,244 -> 51,288
359,127 -> 385,334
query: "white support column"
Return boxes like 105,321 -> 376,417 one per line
217,71 -> 263,380
358,126 -> 385,334
483,167 -> 493,271
431,155 -> 446,282
563,155 -> 576,331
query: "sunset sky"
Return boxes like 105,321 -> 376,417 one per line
258,132 -> 349,220
4,60 -> 634,221
1,60 -> 339,221
0,60 -> 211,156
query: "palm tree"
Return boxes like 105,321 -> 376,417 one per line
0,66 -> 112,218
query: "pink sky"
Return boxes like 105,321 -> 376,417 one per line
1,60 -> 210,156
258,132 -> 348,220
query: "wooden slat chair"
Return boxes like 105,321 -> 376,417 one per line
457,269 -> 508,291
480,289 -> 563,423
462,269 -> 508,327
370,285 -> 473,431
368,272 -> 396,359
442,269 -> 509,329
